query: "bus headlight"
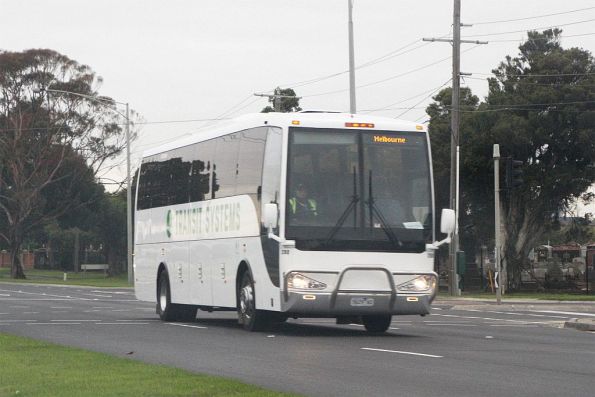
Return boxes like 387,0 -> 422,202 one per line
397,275 -> 436,293
286,272 -> 327,290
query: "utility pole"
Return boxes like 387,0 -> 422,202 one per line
348,0 -> 356,114
423,0 -> 487,296
493,144 -> 502,304
254,88 -> 302,112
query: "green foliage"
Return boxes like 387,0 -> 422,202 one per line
0,49 -> 130,278
427,30 -> 595,288
261,87 -> 302,113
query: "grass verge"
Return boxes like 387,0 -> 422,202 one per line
0,333 -> 298,397
0,268 -> 130,288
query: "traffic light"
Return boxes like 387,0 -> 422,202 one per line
505,157 -> 523,189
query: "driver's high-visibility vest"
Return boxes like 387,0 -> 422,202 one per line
289,198 -> 318,216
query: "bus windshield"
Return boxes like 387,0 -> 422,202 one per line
285,127 -> 432,253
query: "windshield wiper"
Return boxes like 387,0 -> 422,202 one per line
366,169 -> 402,247
325,167 -> 359,246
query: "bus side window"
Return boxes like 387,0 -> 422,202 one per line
237,127 -> 267,208
260,127 -> 282,226
189,139 -> 214,202
213,133 -> 240,198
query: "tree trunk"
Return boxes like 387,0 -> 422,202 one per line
9,241 -> 26,279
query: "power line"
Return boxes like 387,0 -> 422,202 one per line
463,75 -> 595,87
462,18 -> 595,38
488,32 -> 595,42
360,80 -> 453,113
303,46 -> 480,99
272,32 -> 452,92
394,78 -> 453,118
469,72 -> 595,78
473,6 -> 595,25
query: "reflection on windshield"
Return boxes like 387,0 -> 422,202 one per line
286,128 -> 432,252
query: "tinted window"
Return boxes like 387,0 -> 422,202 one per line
137,128 -> 269,210
237,127 -> 267,196
212,133 -> 240,198
188,139 -> 214,202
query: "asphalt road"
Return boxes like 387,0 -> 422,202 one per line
1,282 -> 594,397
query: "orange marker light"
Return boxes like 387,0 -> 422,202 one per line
291,120 -> 301,125
416,125 -> 424,131
345,122 -> 375,128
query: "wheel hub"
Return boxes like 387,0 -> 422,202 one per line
240,284 -> 254,319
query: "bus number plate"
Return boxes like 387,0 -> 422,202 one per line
350,297 -> 374,307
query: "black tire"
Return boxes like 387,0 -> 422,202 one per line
237,271 -> 272,331
157,271 -> 196,322
362,315 -> 392,333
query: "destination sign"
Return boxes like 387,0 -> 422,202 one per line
372,135 -> 407,144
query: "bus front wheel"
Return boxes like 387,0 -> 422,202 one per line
238,271 -> 271,331
362,315 -> 392,333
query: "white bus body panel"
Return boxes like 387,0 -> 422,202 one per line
135,112 -> 436,317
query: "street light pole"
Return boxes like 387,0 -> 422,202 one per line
348,0 -> 356,114
125,102 -> 133,285
41,88 -> 133,285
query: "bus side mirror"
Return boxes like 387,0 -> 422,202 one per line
440,209 -> 455,235
264,203 -> 279,229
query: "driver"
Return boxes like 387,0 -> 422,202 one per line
288,183 -> 318,222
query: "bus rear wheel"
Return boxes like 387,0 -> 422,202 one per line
362,315 -> 392,333
157,271 -> 196,322
238,271 -> 272,331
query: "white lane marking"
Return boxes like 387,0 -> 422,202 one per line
389,327 -> 400,330
81,293 -> 113,298
51,320 -> 100,322
433,313 -> 552,325
28,322 -> 81,325
0,288 -> 91,300
96,322 -> 150,325
467,309 -> 568,319
23,312 -> 40,314
489,324 -> 538,327
111,309 -> 132,312
432,307 -> 443,310
90,290 -> 133,295
533,310 -> 595,318
0,293 -> 10,296
361,347 -> 443,358
92,307 -> 113,309
116,319 -> 159,322
0,320 -> 38,323
425,324 -> 477,327
168,323 -> 208,329
50,307 -> 73,309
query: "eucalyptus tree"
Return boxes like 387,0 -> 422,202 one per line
0,49 -> 131,278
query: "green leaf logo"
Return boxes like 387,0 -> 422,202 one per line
166,210 -> 172,238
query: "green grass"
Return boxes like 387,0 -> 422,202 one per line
0,268 -> 130,288
453,291 -> 595,301
0,333 -> 298,397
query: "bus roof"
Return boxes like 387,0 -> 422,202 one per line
141,112 -> 427,158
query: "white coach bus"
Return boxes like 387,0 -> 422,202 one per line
134,112 -> 454,332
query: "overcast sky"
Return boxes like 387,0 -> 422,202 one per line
2,0 -> 594,214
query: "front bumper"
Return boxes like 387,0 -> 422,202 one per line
281,267 -> 435,316
283,291 -> 432,316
